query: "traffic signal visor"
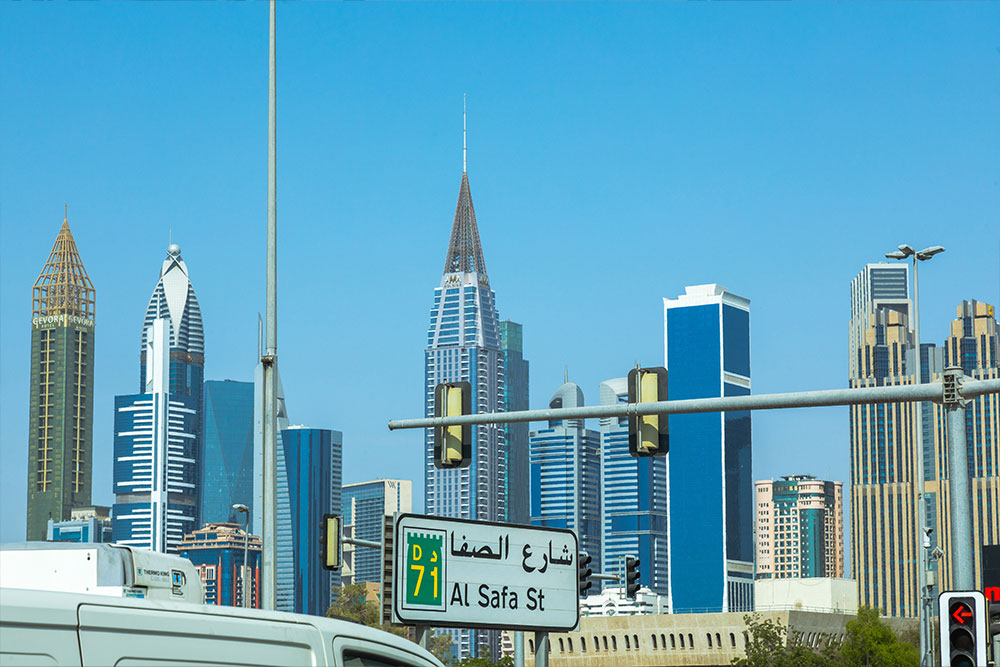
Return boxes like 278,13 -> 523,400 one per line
627,367 -> 668,457
322,514 -> 342,571
433,382 -> 472,469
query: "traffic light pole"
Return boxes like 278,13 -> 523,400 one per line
390,375 -> 1000,617
944,367 -> 974,590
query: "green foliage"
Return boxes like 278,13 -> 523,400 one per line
839,606 -> 919,667
733,606 -> 919,667
325,583 -> 406,637
732,613 -> 836,667
449,645 -> 512,667
428,631 -> 455,665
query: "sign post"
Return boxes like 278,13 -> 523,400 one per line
393,514 -> 579,632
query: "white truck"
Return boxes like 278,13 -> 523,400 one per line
0,543 -> 443,667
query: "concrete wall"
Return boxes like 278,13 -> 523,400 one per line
523,610 -> 916,667
754,577 -> 858,613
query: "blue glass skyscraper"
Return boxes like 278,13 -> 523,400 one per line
599,377 -> 669,598
663,284 -> 753,613
199,380 -> 254,525
529,381 -> 602,568
500,321 -> 529,525
281,426 -> 342,616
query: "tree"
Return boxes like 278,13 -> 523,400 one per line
839,606 -> 918,667
428,631 -> 455,665
732,613 -> 835,667
326,583 -> 407,638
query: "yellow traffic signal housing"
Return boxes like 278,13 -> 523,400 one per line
321,514 -> 341,571
627,367 -> 668,457
434,381 -> 472,469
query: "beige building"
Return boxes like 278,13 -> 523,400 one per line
755,476 -> 843,580
849,265 -> 920,617
523,610 -> 916,667
927,300 -> 1000,593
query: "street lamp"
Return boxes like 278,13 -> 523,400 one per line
884,243 -> 944,667
233,503 -> 250,608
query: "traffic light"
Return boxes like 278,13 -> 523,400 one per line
625,556 -> 641,600
578,552 -> 593,597
938,590 -> 987,666
627,367 -> 668,457
321,514 -> 341,571
433,382 -> 472,469
989,600 -> 1000,643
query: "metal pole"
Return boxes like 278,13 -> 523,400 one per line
243,514 -> 250,608
261,0 -> 279,611
534,631 -> 549,667
416,626 -> 428,650
944,367 -> 974,589
910,257 -> 929,666
514,631 -> 524,667
389,382 -> 951,430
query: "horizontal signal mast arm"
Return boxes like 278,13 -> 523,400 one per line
387,378 -> 1000,431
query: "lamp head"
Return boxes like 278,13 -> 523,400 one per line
885,251 -> 907,260
916,246 -> 945,261
897,244 -> 915,256
232,503 -> 249,513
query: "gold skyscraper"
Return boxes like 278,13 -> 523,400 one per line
26,210 -> 96,540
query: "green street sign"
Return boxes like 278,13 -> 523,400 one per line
404,530 -> 445,609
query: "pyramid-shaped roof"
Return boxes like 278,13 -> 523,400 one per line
442,172 -> 489,286
32,210 -> 95,320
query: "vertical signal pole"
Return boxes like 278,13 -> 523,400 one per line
261,0 -> 279,611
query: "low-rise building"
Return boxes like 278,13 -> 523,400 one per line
47,506 -> 113,543
754,577 -> 858,614
581,587 -> 669,617
179,522 -> 261,608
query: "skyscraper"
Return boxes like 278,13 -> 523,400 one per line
500,321 -> 529,525
848,263 -> 920,617
281,426 -> 343,616
200,380 -> 255,525
663,284 -> 753,613
598,378 -> 669,598
26,212 -> 96,540
423,126 -> 505,658
112,318 -> 198,552
929,300 -> 1000,591
341,479 -> 412,586
755,475 -> 844,580
529,381 -> 602,568
139,243 -> 205,526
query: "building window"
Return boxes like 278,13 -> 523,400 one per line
716,633 -> 722,648
611,636 -> 617,651
528,640 -> 534,654
651,634 -> 657,650
688,634 -> 694,648
707,633 -> 713,648
730,632 -> 737,648
558,639 -> 564,653
679,635 -> 685,649
633,634 -> 639,649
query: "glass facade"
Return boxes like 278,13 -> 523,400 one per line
500,321 -> 530,525
664,285 -> 753,613
281,427 -> 342,616
342,479 -> 411,585
599,378 -> 669,597
529,383 -> 602,568
199,380 -> 255,525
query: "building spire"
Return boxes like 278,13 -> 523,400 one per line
33,210 -> 95,320
463,93 -> 467,174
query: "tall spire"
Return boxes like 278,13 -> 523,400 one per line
442,96 -> 488,284
32,209 -> 95,320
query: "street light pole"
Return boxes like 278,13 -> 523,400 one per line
262,0 -> 279,611
233,504 -> 250,608
885,244 -> 944,667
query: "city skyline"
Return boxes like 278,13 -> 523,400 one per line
3,2 -> 999,553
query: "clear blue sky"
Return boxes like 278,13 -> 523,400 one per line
2,2 -> 998,552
